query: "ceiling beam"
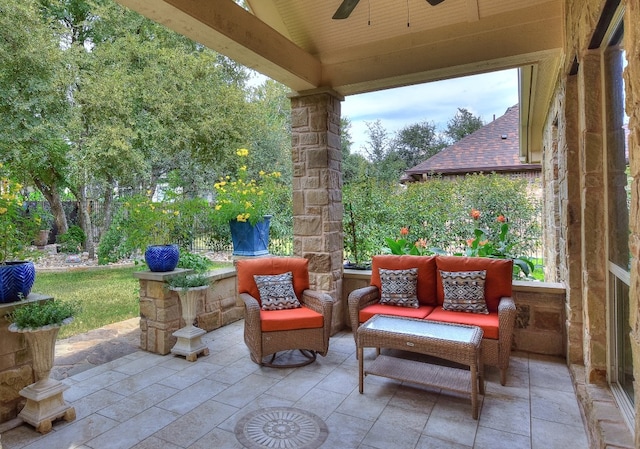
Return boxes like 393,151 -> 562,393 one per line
115,0 -> 321,92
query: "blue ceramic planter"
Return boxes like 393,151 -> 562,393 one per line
145,244 -> 180,272
0,261 -> 36,303
229,216 -> 271,257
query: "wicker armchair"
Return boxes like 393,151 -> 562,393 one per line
236,257 -> 333,367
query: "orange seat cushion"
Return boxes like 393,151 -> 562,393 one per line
435,256 -> 512,312
260,306 -> 324,332
359,304 -> 434,323
370,255 -> 437,306
236,257 -> 310,307
425,306 -> 499,339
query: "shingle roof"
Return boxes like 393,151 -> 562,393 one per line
403,105 -> 541,181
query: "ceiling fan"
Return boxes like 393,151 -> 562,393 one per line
333,0 -> 446,20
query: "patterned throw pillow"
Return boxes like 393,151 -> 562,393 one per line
254,272 -> 301,311
379,268 -> 419,308
440,270 -> 488,314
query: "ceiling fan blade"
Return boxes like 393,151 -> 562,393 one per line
332,0 -> 361,19
426,0 -> 446,5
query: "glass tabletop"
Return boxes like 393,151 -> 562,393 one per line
362,315 -> 479,343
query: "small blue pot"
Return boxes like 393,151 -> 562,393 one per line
145,244 -> 180,272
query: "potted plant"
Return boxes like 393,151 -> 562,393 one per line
120,194 -> 182,272
166,272 -> 211,361
0,164 -> 40,303
212,148 -> 281,256
7,298 -> 80,433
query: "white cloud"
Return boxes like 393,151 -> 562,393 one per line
342,68 -> 519,153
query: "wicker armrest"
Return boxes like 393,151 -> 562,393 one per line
348,286 -> 380,338
348,285 -> 380,309
301,289 -> 334,316
240,292 -> 261,326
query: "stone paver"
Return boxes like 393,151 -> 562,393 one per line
1,319 -> 590,449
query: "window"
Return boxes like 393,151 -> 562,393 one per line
602,6 -> 634,429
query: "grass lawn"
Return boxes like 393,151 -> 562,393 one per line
33,266 -> 140,339
33,263 -> 231,339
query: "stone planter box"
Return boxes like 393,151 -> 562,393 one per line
134,267 -> 242,355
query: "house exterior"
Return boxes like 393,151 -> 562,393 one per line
402,104 -> 541,183
111,1 -> 640,446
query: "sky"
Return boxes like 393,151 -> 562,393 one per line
341,68 -> 520,153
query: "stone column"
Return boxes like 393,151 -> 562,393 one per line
561,75 -> 585,365
578,50 -> 608,381
290,89 -> 344,334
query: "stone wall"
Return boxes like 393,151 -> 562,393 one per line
342,270 -> 566,355
623,0 -> 640,444
134,268 -> 242,355
540,0 -> 640,444
0,295 -> 51,425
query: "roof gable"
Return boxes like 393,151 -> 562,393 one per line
404,105 -> 540,179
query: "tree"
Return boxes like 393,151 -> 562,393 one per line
0,0 -> 72,236
392,121 -> 448,169
340,117 -> 370,184
445,108 -> 484,142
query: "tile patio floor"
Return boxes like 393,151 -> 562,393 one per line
2,320 -> 589,449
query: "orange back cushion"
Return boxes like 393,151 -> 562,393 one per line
435,256 -> 512,312
236,257 -> 310,306
371,255 -> 438,306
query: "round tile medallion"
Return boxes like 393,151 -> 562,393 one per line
234,407 -> 328,449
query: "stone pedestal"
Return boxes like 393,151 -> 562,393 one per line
169,286 -> 209,362
8,319 -> 75,433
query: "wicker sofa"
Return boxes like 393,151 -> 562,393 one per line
348,254 -> 516,385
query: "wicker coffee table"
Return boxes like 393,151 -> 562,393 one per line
357,315 -> 484,419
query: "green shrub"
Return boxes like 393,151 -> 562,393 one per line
57,225 -> 86,254
177,252 -> 213,273
343,174 -> 542,266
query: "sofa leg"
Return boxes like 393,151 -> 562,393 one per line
500,368 -> 507,386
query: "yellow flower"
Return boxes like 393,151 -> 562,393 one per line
215,205 -> 222,210
239,165 -> 247,172
259,170 -> 265,176
245,201 -> 252,209
0,207 -> 7,214
236,148 -> 249,157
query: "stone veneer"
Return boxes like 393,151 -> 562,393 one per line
134,267 -> 242,355
540,0 -> 639,445
0,294 -> 52,425
290,90 -> 344,335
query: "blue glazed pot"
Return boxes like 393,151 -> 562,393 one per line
144,244 -> 180,272
229,216 -> 271,257
0,261 -> 36,303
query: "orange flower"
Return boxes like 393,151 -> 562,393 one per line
497,215 -> 506,223
400,227 -> 409,236
416,238 -> 427,248
470,208 -> 481,220
466,238 -> 476,247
